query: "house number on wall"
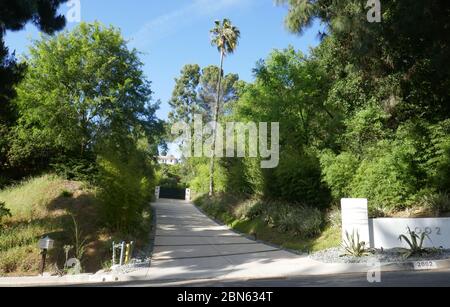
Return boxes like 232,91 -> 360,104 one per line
412,227 -> 442,236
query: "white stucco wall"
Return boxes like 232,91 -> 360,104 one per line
342,199 -> 450,249
369,217 -> 450,249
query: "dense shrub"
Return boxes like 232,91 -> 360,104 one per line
350,140 -> 419,210
269,151 -> 331,209
232,198 -> 263,220
0,176 -> 9,190
341,105 -> 389,155
222,158 -> 256,195
0,202 -> 11,226
320,151 -> 359,200
417,193 -> 450,216
51,158 -> 98,182
97,148 -> 154,233
195,195 -> 323,238
0,246 -> 40,275
260,201 -> 323,237
190,161 -> 227,194
429,120 -> 450,193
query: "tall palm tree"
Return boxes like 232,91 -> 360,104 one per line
209,19 -> 240,196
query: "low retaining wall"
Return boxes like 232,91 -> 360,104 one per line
342,199 -> 450,249
369,217 -> 450,249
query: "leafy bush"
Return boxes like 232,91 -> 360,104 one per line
417,193 -> 450,216
97,148 -> 154,233
51,158 -> 98,182
0,246 -> 40,275
320,151 -> 359,200
194,194 -> 234,223
190,161 -> 227,194
326,206 -> 342,229
237,200 -> 324,238
350,140 -> 419,211
195,194 -> 324,238
263,202 -> 323,237
60,190 -> 73,198
0,202 -> 11,226
429,120 -> 450,193
270,151 -> 331,209
341,105 -> 389,155
233,199 -> 263,220
0,176 -> 9,190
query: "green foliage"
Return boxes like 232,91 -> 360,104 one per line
168,64 -> 202,124
60,190 -> 73,198
278,1 -> 450,122
210,19 -> 241,55
220,47 -> 335,208
350,139 -> 419,211
399,227 -> 431,259
341,105 -> 389,155
195,194 -> 324,239
51,158 -> 98,182
0,202 -> 12,225
0,1 -> 68,169
262,202 -> 323,237
156,164 -> 188,189
9,22 -> 162,174
417,193 -> 450,216
190,160 -> 227,194
182,11 -> 450,218
320,151 -> 359,200
428,120 -> 450,192
97,146 -> 154,233
342,231 -> 370,258
270,151 -> 330,208
168,64 -> 240,126
70,215 -> 88,262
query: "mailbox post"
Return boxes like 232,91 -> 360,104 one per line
38,237 -> 54,276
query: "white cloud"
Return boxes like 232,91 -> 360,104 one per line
131,0 -> 254,48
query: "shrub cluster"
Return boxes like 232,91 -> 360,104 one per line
196,195 -> 324,238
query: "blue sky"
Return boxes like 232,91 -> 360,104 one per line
5,0 -> 323,154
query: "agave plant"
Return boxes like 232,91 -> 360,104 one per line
342,230 -> 370,257
399,227 -> 431,258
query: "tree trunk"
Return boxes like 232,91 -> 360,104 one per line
209,50 -> 225,197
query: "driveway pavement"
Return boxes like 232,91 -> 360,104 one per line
125,199 -> 372,282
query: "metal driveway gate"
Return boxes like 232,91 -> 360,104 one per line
159,187 -> 186,200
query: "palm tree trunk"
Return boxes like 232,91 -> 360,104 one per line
209,50 -> 225,196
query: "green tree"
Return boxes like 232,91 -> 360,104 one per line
209,18 -> 240,196
231,47 -> 334,207
168,64 -> 201,125
277,0 -> 450,122
199,65 -> 239,120
9,22 -> 162,173
169,64 -> 239,124
0,0 -> 68,175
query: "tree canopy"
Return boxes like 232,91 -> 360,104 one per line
1,0 -> 69,173
7,22 -> 163,175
